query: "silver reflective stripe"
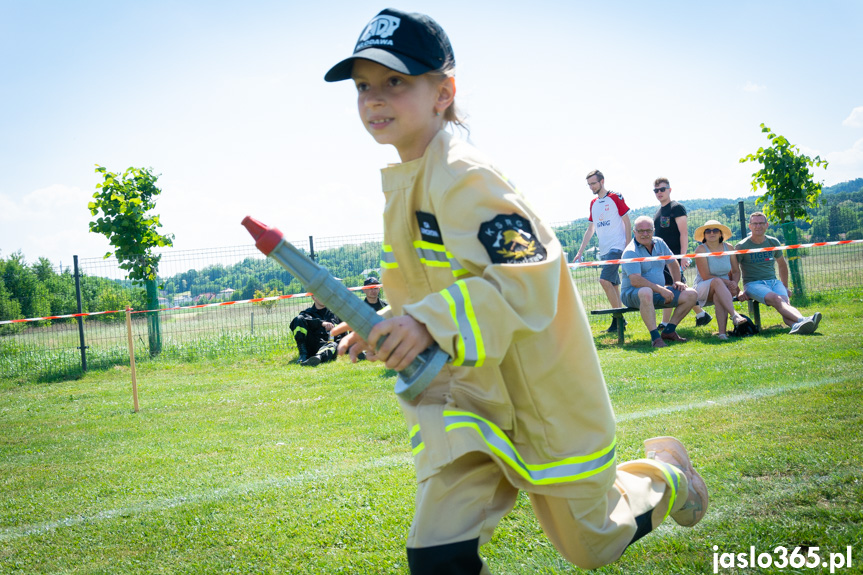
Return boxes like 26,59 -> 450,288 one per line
380,245 -> 398,268
653,460 -> 679,492
443,411 -> 616,484
449,257 -> 467,276
409,425 -> 423,456
415,246 -> 450,265
441,282 -> 482,367
647,459 -> 681,520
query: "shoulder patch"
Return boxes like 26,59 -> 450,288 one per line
416,211 -> 444,245
478,214 -> 547,264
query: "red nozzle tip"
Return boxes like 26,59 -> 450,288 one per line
241,216 -> 284,255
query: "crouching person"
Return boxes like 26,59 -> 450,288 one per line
290,294 -> 341,366
621,216 -> 697,348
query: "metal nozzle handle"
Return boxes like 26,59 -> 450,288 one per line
242,216 -> 449,399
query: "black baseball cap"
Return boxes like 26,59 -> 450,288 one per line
324,8 -> 454,82
364,276 -> 381,286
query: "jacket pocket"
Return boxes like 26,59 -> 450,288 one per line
448,365 -> 515,432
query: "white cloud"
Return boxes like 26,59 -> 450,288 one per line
842,106 -> 863,128
743,81 -> 766,93
820,138 -> 863,186
0,184 -> 111,265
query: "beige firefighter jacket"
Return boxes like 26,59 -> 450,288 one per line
380,130 -> 617,501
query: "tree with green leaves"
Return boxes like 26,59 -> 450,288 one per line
89,165 -> 174,281
89,165 -> 174,354
739,123 -> 829,224
739,124 -> 828,301
253,287 -> 282,314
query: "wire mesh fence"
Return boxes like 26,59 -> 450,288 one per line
2,201 -> 862,384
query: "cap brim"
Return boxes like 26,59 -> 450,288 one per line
324,48 -> 436,82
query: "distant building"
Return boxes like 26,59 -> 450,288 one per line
174,293 -> 194,306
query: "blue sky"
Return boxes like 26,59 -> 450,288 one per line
1,0 -> 861,267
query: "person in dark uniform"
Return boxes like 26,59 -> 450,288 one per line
289,294 -> 342,366
363,276 -> 387,311
356,277 -> 388,361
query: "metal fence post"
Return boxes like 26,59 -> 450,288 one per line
738,201 -> 747,239
73,255 -> 88,372
782,221 -> 807,303
309,235 -> 315,261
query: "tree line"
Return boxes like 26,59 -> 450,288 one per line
0,252 -> 149,335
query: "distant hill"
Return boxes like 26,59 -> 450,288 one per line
823,178 -> 863,195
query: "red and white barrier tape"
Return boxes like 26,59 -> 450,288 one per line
568,238 -> 863,268
0,285 -> 381,325
3,239 -> 861,325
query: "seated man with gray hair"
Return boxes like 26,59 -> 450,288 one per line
621,216 -> 697,348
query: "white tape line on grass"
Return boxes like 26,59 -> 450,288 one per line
0,453 -> 411,542
615,376 -> 849,422
1,376 -> 851,542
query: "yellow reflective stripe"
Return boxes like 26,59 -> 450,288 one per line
440,288 -> 467,366
412,240 -> 469,278
380,244 -> 398,269
413,240 -> 450,268
457,281 -> 485,367
407,417 -> 616,486
647,459 -> 681,521
440,281 -> 485,367
292,326 -> 307,337
442,410 -> 616,485
447,254 -> 469,278
409,424 -> 424,455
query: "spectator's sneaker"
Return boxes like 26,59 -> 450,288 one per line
661,331 -> 688,343
357,351 -> 367,361
651,338 -> 668,348
695,312 -> 713,327
301,355 -> 322,367
658,323 -> 667,331
810,312 -> 822,332
644,436 -> 709,527
716,333 -> 729,340
789,317 -> 816,335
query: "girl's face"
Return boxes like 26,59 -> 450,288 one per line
352,59 -> 453,162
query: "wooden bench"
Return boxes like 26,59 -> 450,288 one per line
590,298 -> 761,344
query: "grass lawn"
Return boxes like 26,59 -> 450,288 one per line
1,292 -> 861,574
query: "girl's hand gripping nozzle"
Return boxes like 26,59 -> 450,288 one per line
241,216 -> 449,400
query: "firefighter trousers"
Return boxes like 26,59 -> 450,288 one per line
405,450 -> 687,573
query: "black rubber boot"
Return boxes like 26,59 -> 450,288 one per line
296,342 -> 309,364
407,538 -> 482,575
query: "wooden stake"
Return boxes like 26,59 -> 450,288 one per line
125,306 -> 139,413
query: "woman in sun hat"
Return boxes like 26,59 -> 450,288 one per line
693,220 -> 749,339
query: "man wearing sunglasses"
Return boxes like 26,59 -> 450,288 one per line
652,177 -> 711,329
573,170 -> 632,333
736,212 -> 822,334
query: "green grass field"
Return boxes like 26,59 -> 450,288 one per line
1,293 -> 862,574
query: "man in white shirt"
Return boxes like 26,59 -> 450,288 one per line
574,170 -> 632,333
